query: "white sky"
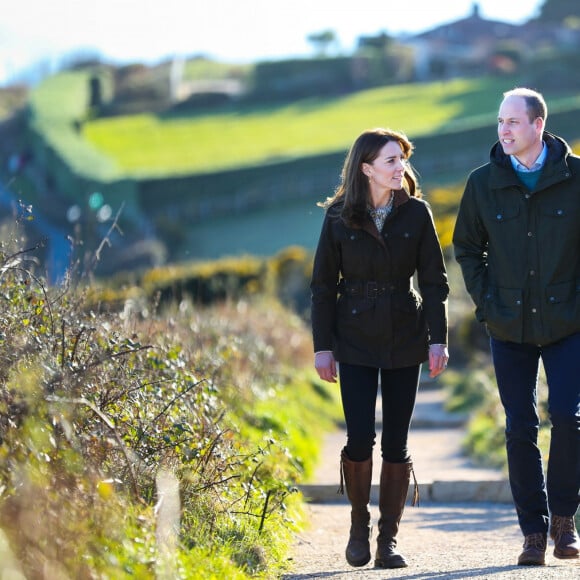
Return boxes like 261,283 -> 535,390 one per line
1,0 -> 544,84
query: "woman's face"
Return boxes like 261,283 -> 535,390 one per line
362,140 -> 406,192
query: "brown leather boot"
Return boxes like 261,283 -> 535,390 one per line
374,461 -> 418,569
550,515 -> 580,559
338,448 -> 372,567
517,533 -> 547,566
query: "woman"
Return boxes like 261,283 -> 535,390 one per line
311,128 -> 449,569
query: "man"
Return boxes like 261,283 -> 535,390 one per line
453,87 -> 580,566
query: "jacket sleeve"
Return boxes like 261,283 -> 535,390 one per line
310,213 -> 340,353
417,202 -> 449,345
452,176 -> 489,321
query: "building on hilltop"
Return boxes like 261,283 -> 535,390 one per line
389,2 -> 578,81
408,2 -> 519,79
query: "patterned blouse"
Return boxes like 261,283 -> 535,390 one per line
368,195 -> 394,232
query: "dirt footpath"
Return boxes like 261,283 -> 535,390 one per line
282,386 -> 579,579
283,501 -> 578,579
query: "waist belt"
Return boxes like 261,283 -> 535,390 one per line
338,279 -> 411,297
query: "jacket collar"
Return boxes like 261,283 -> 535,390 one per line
489,131 -> 571,191
331,189 -> 412,238
393,188 -> 411,208
360,189 -> 411,242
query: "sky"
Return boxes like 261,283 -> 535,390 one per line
1,0 -> 544,85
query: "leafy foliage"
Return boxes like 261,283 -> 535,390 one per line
536,0 -> 580,25
0,86 -> 28,121
0,228 -> 341,578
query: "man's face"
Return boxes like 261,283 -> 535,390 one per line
497,95 -> 543,162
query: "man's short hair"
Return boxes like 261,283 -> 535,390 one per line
503,87 -> 547,122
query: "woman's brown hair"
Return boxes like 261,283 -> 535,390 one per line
319,128 -> 421,227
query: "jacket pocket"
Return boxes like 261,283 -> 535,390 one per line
538,203 -> 580,249
483,286 -> 523,341
539,202 -> 580,219
486,203 -> 520,226
391,290 -> 426,345
480,203 -> 521,250
335,296 -> 380,342
544,279 -> 580,333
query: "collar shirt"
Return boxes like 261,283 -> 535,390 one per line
510,142 -> 547,173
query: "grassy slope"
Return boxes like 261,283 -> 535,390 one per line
178,197 -> 325,261
26,71 -> 580,260
81,76 -> 527,177
32,71 -> 580,181
29,71 -> 119,179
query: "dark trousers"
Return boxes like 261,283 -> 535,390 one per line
338,363 -> 420,463
490,333 -> 580,536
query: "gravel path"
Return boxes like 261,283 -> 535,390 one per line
283,502 -> 577,579
282,385 -> 579,579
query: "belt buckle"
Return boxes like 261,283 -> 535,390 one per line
367,281 -> 378,298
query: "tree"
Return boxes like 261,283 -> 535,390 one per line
307,30 -> 339,57
357,32 -> 393,52
536,0 -> 580,25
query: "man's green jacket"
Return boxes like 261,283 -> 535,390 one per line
453,131 -> 580,346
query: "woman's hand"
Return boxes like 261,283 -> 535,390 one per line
315,351 -> 337,383
428,344 -> 449,378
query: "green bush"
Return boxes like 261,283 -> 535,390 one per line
88,246 -> 316,315
0,231 -> 341,578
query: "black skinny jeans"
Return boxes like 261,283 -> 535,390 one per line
339,362 -> 421,463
